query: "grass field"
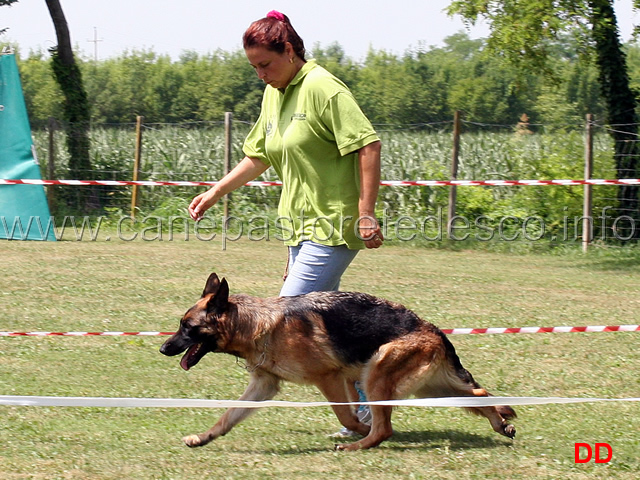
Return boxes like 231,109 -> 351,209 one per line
1,238 -> 639,479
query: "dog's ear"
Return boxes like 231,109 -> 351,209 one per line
207,277 -> 229,315
202,272 -> 221,297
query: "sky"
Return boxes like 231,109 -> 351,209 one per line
1,0 -> 639,61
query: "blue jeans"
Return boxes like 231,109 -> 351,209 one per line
280,241 -> 369,422
279,241 -> 359,296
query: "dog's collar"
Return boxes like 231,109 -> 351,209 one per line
235,341 -> 269,372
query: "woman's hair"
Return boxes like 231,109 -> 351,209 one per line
242,11 -> 306,60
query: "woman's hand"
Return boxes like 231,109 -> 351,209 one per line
188,156 -> 269,222
188,188 -> 219,221
358,214 -> 384,249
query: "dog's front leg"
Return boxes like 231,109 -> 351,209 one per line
183,371 -> 280,447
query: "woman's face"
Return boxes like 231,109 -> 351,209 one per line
245,44 -> 297,89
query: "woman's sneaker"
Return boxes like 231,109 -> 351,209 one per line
329,406 -> 372,438
329,381 -> 371,438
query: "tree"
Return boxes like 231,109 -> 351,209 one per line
431,33 -> 537,123
45,0 -> 92,208
448,0 -> 639,227
17,50 -> 64,125
311,42 -> 361,88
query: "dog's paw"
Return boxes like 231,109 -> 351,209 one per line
334,442 -> 360,452
503,424 -> 516,439
182,434 -> 203,447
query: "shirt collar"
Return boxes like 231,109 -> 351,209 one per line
289,59 -> 316,87
276,59 -> 317,93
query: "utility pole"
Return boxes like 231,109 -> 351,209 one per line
87,27 -> 103,61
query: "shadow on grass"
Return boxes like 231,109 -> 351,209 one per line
586,255 -> 640,271
385,429 -> 512,450
241,429 -> 512,455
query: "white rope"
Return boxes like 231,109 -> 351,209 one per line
1,395 -> 638,409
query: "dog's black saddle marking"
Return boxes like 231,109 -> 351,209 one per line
283,292 -> 423,364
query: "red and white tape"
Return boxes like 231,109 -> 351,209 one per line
443,325 -> 640,335
1,325 -> 639,337
1,178 -> 639,188
0,179 -> 281,187
0,331 -> 174,337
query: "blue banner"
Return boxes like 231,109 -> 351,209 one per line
0,52 -> 55,241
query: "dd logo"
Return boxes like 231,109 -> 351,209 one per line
574,443 -> 613,464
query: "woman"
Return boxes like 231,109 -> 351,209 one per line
189,9 -> 380,438
188,10 -> 383,296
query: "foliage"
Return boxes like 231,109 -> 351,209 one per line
15,49 -> 64,119
9,31 -> 630,129
31,124 -> 619,247
446,0 -> 595,77
446,0 -> 639,231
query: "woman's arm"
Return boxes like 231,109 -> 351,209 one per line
188,156 -> 269,221
357,140 -> 383,249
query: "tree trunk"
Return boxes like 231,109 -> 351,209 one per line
45,0 -> 92,210
590,0 -> 639,236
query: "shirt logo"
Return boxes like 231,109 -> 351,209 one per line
291,113 -> 306,121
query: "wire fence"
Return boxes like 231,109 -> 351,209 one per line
20,114 -> 640,246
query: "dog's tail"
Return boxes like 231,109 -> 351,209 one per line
466,387 -> 518,419
496,404 -> 517,420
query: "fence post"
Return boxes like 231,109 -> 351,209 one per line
448,110 -> 461,237
583,113 -> 594,252
222,112 -> 233,251
130,115 -> 144,219
47,117 -> 57,213
223,112 -> 233,220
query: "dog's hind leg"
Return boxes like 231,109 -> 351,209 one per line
182,371 -> 280,448
335,363 -> 397,451
443,365 -> 517,439
417,365 -> 517,440
334,403 -> 394,451
411,334 -> 517,440
464,391 -> 517,439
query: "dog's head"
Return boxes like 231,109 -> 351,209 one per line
160,272 -> 229,371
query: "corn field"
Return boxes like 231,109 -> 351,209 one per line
32,121 -> 622,244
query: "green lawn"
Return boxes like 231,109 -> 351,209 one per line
1,238 -> 638,479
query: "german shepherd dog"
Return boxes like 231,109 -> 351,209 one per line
160,273 -> 516,451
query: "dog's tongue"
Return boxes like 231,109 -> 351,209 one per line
180,355 -> 190,371
180,343 -> 202,371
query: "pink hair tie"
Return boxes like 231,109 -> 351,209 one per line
266,10 -> 285,21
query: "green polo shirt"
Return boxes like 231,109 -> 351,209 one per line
243,60 -> 379,249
